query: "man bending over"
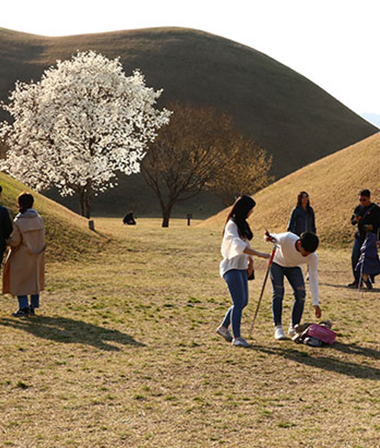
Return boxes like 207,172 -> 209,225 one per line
265,231 -> 322,340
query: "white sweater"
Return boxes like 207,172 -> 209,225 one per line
220,220 -> 251,277
272,232 -> 319,306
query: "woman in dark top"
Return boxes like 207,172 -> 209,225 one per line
287,191 -> 316,236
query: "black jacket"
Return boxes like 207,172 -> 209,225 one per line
0,205 -> 12,251
351,202 -> 380,242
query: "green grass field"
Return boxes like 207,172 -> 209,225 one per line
1,218 -> 379,447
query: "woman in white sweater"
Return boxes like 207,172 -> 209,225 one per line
217,195 -> 270,347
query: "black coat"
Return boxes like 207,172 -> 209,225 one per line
0,205 -> 12,252
351,202 -> 380,242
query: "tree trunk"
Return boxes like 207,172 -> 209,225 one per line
161,204 -> 173,228
84,190 -> 92,219
79,190 -> 86,217
78,186 -> 93,219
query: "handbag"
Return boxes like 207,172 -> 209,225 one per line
247,269 -> 255,281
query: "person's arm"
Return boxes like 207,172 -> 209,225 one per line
6,224 -> 21,248
223,221 -> 249,259
308,254 -> 322,318
374,206 -> 380,247
4,208 -> 13,240
351,206 -> 361,226
264,231 -> 287,246
243,247 -> 270,259
311,208 -> 316,234
287,208 -> 296,233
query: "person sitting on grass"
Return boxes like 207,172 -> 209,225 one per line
216,195 -> 270,348
264,230 -> 322,340
3,192 -> 46,317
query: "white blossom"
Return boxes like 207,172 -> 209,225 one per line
0,51 -> 171,216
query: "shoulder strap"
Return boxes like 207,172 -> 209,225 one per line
361,203 -> 376,220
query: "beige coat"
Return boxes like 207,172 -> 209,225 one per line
3,209 -> 46,296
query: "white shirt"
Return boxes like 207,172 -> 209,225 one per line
272,232 -> 319,306
220,220 -> 251,277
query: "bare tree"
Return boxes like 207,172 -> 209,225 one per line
141,103 -> 273,227
207,135 -> 273,205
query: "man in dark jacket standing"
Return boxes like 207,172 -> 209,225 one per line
0,185 -> 13,266
348,189 -> 380,288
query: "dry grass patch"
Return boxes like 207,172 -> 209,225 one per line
0,218 -> 380,447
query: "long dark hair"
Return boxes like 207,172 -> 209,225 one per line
297,191 -> 311,211
224,195 -> 256,240
18,192 -> 34,214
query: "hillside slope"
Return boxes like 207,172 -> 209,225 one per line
201,131 -> 380,247
0,27 -> 377,216
0,173 -> 108,260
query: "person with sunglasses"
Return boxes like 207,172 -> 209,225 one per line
348,189 -> 380,289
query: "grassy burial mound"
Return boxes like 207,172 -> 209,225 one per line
0,27 -> 378,216
0,173 -> 108,260
201,131 -> 380,247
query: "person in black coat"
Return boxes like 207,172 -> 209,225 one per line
348,189 -> 380,288
0,185 -> 13,265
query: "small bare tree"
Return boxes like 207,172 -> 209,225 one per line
207,135 -> 273,205
141,103 -> 273,227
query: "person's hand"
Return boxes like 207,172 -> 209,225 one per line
314,305 -> 322,319
248,258 -> 254,276
261,252 -> 271,259
264,230 -> 274,243
355,215 -> 362,222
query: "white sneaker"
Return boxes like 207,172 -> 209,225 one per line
288,326 -> 296,338
232,337 -> 251,348
274,325 -> 287,340
216,326 -> 233,342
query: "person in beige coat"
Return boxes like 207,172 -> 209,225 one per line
3,192 -> 46,317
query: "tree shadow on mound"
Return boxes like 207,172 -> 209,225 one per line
253,343 -> 380,380
0,315 -> 145,351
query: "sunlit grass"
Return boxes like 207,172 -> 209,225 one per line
0,218 -> 380,447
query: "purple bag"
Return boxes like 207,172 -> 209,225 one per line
307,324 -> 336,345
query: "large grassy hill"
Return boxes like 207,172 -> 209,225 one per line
0,173 -> 108,260
0,26 -> 377,217
201,131 -> 380,247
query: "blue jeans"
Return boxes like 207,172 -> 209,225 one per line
18,295 -> 40,309
270,262 -> 305,327
222,269 -> 248,338
351,237 -> 362,282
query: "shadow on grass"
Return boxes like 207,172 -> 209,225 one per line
0,315 -> 145,351
254,343 -> 380,380
332,341 -> 380,360
321,282 -> 380,293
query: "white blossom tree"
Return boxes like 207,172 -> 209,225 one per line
0,51 -> 171,218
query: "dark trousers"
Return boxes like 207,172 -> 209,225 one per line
351,238 -> 362,282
